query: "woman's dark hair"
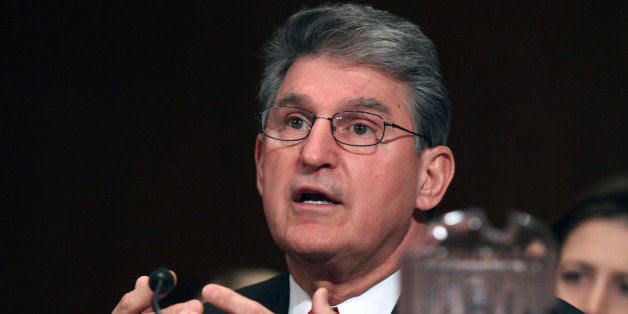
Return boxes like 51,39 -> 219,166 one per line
552,175 -> 628,246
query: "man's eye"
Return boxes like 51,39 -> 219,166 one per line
350,123 -> 372,135
287,117 -> 307,129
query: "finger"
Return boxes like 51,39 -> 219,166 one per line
166,299 -> 204,314
113,276 -> 153,314
202,283 -> 273,314
141,299 -> 204,314
113,271 -> 178,314
311,288 -> 338,314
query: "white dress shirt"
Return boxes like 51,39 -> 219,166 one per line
288,270 -> 400,314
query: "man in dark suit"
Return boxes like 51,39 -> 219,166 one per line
113,3 -> 581,314
201,3 -> 453,313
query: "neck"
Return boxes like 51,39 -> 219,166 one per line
286,220 -> 427,305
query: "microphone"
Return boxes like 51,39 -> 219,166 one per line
148,267 -> 175,314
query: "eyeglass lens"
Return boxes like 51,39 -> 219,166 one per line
261,106 -> 385,146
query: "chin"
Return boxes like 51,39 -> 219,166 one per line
286,247 -> 338,264
282,234 -> 340,259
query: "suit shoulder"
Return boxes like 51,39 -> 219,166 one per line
236,272 -> 290,299
204,273 -> 290,314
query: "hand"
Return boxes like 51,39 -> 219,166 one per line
310,287 -> 339,314
202,284 -> 273,314
202,284 -> 338,314
112,272 -> 204,314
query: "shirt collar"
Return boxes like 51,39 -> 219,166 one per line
288,271 -> 400,314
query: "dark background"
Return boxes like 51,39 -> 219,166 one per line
3,1 -> 626,312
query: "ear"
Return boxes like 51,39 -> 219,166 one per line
254,134 -> 265,196
415,145 -> 455,211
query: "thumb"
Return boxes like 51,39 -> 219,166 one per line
311,288 -> 338,314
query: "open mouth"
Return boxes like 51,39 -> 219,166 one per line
295,191 -> 339,205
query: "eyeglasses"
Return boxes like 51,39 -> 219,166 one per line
255,105 -> 423,147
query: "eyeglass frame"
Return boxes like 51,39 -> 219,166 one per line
255,105 -> 424,147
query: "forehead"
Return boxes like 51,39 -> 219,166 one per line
277,56 -> 411,118
561,218 -> 628,270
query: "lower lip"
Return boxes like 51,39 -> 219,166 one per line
292,201 -> 341,211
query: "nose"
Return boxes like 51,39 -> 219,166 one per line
299,117 -> 338,170
582,279 -> 608,314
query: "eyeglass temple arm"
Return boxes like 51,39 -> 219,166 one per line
384,121 -> 423,139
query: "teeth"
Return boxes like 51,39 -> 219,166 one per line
303,200 -> 334,205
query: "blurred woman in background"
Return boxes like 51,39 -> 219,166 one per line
553,175 -> 628,314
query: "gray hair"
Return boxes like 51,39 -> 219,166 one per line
258,3 -> 451,152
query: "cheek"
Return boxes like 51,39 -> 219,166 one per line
349,167 -> 416,221
349,151 -> 410,181
556,288 -> 585,310
259,152 -> 294,224
367,160 -> 419,197
262,151 -> 293,185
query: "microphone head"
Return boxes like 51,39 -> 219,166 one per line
149,267 -> 175,295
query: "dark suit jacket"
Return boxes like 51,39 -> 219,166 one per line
204,273 -> 289,314
203,273 -> 582,314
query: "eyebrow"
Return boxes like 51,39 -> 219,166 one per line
570,262 -> 594,272
275,93 -> 391,114
275,93 -> 308,107
341,97 -> 390,114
